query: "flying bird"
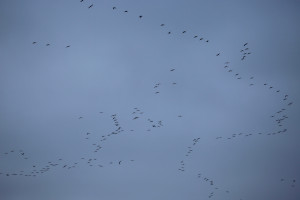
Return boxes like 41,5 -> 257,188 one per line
170,69 -> 175,71
139,15 -> 143,18
32,42 -> 37,44
244,42 -> 248,46
88,4 -> 93,8
66,45 -> 71,48
112,7 -> 116,10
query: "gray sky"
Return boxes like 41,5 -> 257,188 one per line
0,0 -> 300,200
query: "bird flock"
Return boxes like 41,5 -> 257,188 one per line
0,1 -> 298,200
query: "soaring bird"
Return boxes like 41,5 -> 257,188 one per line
168,31 -> 171,34
244,42 -> 248,46
216,53 -> 220,56
80,0 -> 83,2
124,10 -> 128,13
46,43 -> 50,46
112,7 -> 116,10
199,38 -> 204,40
78,116 -> 83,119
182,31 -> 186,34
88,4 -> 93,8
32,42 -> 37,44
194,35 -> 198,38
119,161 -> 122,165
66,45 -> 71,48
170,68 -> 175,71
139,15 -> 143,18
160,24 -> 165,26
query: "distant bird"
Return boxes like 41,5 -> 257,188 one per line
182,31 -> 186,34
199,38 -> 204,40
46,43 -> 50,46
194,35 -> 198,38
178,115 -> 182,117
32,42 -> 37,44
88,4 -> 93,9
80,0 -> 83,2
78,117 -> 83,119
133,117 -> 139,120
216,53 -> 220,56
112,7 -> 116,10
170,69 -> 175,71
250,77 -> 254,79
124,10 -> 128,13
206,40 -> 209,42
155,91 -> 160,94
119,161 -> 122,165
66,45 -> 70,48
139,15 -> 143,19
160,24 -> 165,26
244,43 -> 248,46
168,31 -> 171,34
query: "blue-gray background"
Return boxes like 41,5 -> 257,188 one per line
0,0 -> 299,199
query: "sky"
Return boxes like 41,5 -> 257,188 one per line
0,0 -> 300,199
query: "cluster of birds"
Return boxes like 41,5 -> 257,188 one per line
240,43 -> 251,60
153,68 -> 178,94
0,149 -> 29,160
178,138 -> 200,172
0,156 -> 134,177
1,1 -> 297,200
32,41 -> 71,48
197,172 -> 233,199
79,0 -> 93,9
281,178 -> 297,188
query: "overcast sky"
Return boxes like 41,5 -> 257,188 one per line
0,0 -> 300,200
